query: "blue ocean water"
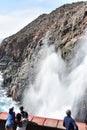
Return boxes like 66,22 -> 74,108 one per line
0,73 -> 19,112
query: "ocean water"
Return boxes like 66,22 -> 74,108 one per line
0,73 -> 19,112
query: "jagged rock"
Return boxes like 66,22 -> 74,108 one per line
0,1 -> 87,122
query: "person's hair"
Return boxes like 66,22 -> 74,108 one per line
16,113 -> 21,121
9,107 -> 14,114
19,106 -> 24,111
66,109 -> 71,116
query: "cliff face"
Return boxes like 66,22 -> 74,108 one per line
0,1 -> 87,122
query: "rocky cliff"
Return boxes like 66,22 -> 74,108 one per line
0,1 -> 87,122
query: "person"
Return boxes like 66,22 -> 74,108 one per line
19,106 -> 28,130
15,113 -> 23,130
5,107 -> 15,130
63,109 -> 78,130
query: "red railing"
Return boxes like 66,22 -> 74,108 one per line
0,112 -> 86,130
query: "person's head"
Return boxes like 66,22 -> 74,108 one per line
16,113 -> 21,121
19,106 -> 24,112
9,107 -> 14,113
66,109 -> 71,116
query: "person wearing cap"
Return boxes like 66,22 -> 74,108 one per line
63,109 -> 78,130
5,107 -> 15,130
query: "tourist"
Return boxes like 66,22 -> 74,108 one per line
15,106 -> 28,130
19,106 -> 28,130
15,113 -> 23,130
5,107 -> 15,130
63,109 -> 78,130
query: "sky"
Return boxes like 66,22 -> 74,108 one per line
0,0 -> 87,39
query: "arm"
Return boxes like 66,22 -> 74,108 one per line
63,118 -> 65,127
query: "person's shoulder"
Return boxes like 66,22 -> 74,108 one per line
25,111 -> 28,116
21,111 -> 28,118
71,117 -> 75,121
64,116 -> 68,120
70,117 -> 75,123
13,111 -> 15,114
24,111 -> 28,115
12,112 -> 15,116
65,116 -> 69,118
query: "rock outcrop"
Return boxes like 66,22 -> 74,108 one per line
0,1 -> 87,122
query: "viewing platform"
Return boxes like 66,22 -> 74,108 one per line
0,112 -> 86,130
